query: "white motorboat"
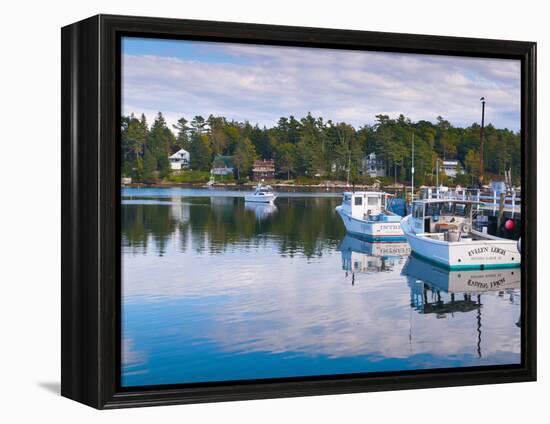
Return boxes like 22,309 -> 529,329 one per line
244,182 -> 277,203
335,191 -> 405,241
401,198 -> 520,270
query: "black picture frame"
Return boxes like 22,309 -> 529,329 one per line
61,14 -> 537,409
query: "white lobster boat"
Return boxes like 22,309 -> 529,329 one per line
335,192 -> 405,241
401,199 -> 520,270
244,182 -> 277,203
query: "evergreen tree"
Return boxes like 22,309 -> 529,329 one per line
173,117 -> 190,150
276,143 -> 297,179
233,138 -> 257,179
189,133 -> 213,171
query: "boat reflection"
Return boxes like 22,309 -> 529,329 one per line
122,191 -> 521,386
401,255 -> 521,357
403,254 -> 520,296
339,234 -> 410,275
244,201 -> 278,221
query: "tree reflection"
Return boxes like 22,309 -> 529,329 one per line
121,196 -> 346,257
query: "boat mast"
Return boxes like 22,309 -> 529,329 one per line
411,132 -> 415,203
436,158 -> 439,197
346,137 -> 351,187
479,97 -> 486,186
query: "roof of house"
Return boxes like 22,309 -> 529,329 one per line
441,159 -> 464,166
253,159 -> 275,170
213,155 -> 233,167
169,148 -> 189,159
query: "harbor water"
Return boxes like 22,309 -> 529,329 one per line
121,187 -> 521,387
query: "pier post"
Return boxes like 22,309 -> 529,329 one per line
497,192 -> 505,236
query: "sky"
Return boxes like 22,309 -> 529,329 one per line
122,37 -> 521,132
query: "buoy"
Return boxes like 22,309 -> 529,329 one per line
505,219 -> 515,231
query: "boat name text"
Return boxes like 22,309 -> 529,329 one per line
467,247 -> 506,257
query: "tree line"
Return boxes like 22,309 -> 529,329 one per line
121,112 -> 521,186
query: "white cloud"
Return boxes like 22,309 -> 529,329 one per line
122,42 -> 521,131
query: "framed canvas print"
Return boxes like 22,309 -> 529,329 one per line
61,14 -> 536,409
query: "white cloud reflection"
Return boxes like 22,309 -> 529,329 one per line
122,228 -> 521,362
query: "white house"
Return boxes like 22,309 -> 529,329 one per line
211,155 -> 234,176
441,159 -> 463,178
362,152 -> 386,178
169,149 -> 190,170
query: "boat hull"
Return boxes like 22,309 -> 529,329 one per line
401,215 -> 520,270
244,194 -> 276,203
336,206 -> 406,242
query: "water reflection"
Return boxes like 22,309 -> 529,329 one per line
401,255 -> 521,358
403,255 -> 521,295
339,235 -> 410,275
121,188 -> 521,387
122,193 -> 344,258
244,201 -> 278,221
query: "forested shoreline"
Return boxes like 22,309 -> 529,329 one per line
121,112 -> 521,186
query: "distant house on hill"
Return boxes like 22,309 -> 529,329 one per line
211,155 -> 234,176
169,149 -> 190,170
441,159 -> 463,178
362,152 -> 386,177
252,159 -> 275,181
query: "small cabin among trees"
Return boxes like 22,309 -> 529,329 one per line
252,159 -> 275,181
441,159 -> 463,178
211,155 -> 234,176
169,149 -> 190,170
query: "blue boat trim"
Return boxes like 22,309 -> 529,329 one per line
347,230 -> 407,242
410,251 -> 521,270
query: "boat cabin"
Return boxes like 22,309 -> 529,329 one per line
411,199 -> 482,238
253,184 -> 273,195
341,192 -> 391,220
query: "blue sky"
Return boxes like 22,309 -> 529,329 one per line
122,37 -> 521,131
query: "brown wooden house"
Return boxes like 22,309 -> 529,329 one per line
252,159 -> 275,181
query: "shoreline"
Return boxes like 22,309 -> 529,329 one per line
122,181 -> 403,192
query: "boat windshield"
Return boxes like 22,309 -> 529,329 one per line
255,185 -> 272,194
367,196 -> 379,206
425,201 -> 469,218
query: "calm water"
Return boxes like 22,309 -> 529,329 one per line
121,187 -> 521,387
